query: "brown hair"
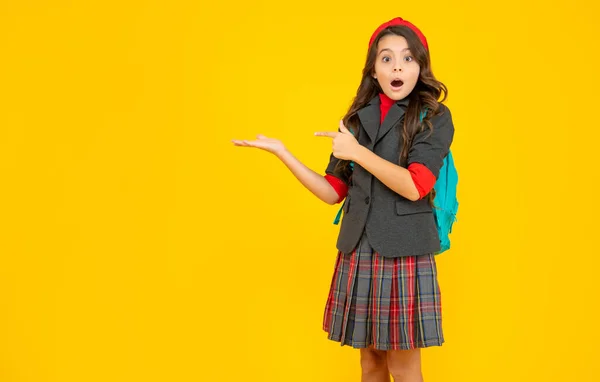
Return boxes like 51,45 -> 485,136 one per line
336,25 -> 448,204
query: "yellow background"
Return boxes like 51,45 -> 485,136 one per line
1,1 -> 599,381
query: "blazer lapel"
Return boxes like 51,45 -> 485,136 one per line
374,99 -> 408,145
357,96 -> 380,143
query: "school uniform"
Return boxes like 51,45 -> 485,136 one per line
322,93 -> 455,350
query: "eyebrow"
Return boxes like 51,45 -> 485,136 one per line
378,47 -> 411,55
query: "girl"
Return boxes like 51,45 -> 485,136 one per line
232,17 -> 454,382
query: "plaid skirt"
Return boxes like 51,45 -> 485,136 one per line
323,231 -> 444,350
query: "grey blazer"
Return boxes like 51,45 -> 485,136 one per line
326,95 -> 455,258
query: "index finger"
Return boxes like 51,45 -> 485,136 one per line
314,131 -> 338,138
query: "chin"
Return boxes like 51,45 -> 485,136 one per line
384,89 -> 407,101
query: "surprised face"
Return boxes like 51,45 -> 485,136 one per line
373,34 -> 421,101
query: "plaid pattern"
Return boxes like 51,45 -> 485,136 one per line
323,231 -> 444,350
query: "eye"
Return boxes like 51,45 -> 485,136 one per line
404,56 -> 414,62
382,56 -> 391,63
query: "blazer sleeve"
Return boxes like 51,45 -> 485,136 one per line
324,153 -> 351,186
407,104 -> 455,179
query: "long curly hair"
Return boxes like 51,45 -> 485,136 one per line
335,25 -> 448,204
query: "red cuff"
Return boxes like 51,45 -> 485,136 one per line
408,163 -> 436,199
324,174 -> 348,203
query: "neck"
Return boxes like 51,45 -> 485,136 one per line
378,92 -> 397,124
379,92 -> 395,106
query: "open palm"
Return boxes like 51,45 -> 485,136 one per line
231,134 -> 286,155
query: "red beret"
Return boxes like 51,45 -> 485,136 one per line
368,17 -> 429,51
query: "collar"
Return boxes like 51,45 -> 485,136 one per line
358,94 -> 410,144
366,93 -> 410,107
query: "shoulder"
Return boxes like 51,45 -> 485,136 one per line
412,103 -> 455,148
425,103 -> 454,139
430,103 -> 453,126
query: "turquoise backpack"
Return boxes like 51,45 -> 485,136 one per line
333,110 -> 458,254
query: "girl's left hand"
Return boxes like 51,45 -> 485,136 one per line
315,120 -> 360,161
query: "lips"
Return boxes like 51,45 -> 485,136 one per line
391,79 -> 404,87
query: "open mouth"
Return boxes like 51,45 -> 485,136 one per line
391,79 -> 404,88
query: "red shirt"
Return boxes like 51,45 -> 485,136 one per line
325,93 -> 435,203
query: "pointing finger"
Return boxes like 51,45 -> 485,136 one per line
314,131 -> 338,138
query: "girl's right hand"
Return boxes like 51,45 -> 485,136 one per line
231,134 -> 287,157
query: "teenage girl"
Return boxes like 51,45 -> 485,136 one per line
232,17 -> 455,382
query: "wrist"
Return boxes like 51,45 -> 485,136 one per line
353,145 -> 368,163
275,147 -> 290,159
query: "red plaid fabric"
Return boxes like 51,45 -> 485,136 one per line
323,232 -> 444,350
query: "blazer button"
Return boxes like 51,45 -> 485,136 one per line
365,196 -> 370,204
